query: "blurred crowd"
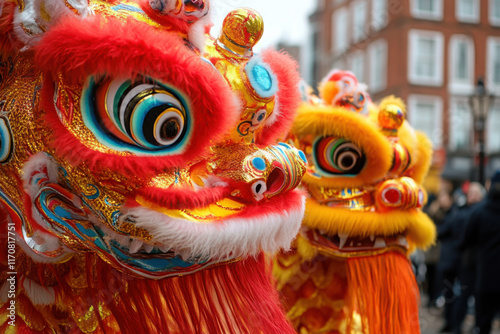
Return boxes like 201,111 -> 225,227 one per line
418,170 -> 500,334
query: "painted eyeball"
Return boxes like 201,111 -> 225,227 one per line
313,137 -> 366,176
251,109 -> 267,128
81,76 -> 191,155
353,91 -> 365,109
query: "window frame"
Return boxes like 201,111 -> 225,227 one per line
407,94 -> 443,148
371,0 -> 388,31
448,35 -> 475,94
351,0 -> 368,43
350,51 -> 365,83
408,29 -> 444,87
489,0 -> 500,26
368,39 -> 387,93
486,37 -> 500,94
487,103 -> 500,153
448,97 -> 473,151
332,7 -> 349,55
410,0 -> 443,21
455,0 -> 480,23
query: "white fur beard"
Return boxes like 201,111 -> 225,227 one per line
120,196 -> 305,261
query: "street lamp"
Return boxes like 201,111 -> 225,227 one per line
469,77 -> 495,185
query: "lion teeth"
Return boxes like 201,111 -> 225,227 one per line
397,236 -> 409,247
129,239 -> 143,253
338,232 -> 349,249
369,234 -> 375,242
159,245 -> 170,253
143,243 -> 154,253
374,238 -> 387,248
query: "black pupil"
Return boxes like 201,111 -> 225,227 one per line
341,155 -> 354,167
256,184 -> 262,193
161,119 -> 180,140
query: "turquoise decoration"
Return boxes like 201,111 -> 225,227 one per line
252,157 -> 266,171
245,57 -> 278,98
252,65 -> 272,91
0,116 -> 13,163
33,182 -> 218,278
298,150 -> 307,164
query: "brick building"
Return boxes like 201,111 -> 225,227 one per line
308,0 -> 500,182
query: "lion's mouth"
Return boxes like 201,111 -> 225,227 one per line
303,228 -> 409,258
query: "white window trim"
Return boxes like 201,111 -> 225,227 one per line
408,29 -> 444,87
448,35 -> 475,95
332,7 -> 349,55
486,36 -> 500,94
371,0 -> 388,31
489,0 -> 500,26
487,102 -> 500,153
407,94 -> 444,148
448,97 -> 473,151
349,51 -> 365,83
351,0 -> 367,43
368,39 -> 387,93
410,0 -> 443,21
455,0 -> 480,23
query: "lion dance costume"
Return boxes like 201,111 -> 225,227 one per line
0,0 -> 308,332
274,70 -> 436,334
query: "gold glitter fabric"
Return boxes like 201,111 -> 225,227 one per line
0,1 -> 307,333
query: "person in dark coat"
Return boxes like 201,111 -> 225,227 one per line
437,182 -> 484,333
461,171 -> 500,334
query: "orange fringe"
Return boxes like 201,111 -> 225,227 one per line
345,252 -> 421,334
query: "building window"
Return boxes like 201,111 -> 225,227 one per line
371,0 -> 388,31
456,0 -> 479,23
448,35 -> 474,94
333,8 -> 349,54
487,37 -> 500,92
410,0 -> 443,20
408,30 -> 444,86
449,99 -> 472,151
352,1 -> 367,42
350,51 -> 365,82
487,106 -> 500,152
489,0 -> 500,26
408,95 -> 443,148
368,39 -> 387,93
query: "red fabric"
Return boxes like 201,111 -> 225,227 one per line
128,185 -> 231,210
35,15 -> 238,177
257,49 -> 301,147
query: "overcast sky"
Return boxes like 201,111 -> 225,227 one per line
210,1 -> 317,52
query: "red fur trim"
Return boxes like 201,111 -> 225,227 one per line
257,49 -> 301,147
345,252 -> 421,333
231,189 -> 304,220
35,15 -> 238,175
129,185 -> 231,210
0,1 -> 20,56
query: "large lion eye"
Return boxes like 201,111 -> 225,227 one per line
81,76 -> 190,154
313,137 -> 366,176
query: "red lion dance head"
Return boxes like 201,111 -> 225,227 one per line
0,0 -> 306,332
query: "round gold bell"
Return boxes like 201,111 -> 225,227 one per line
378,104 -> 405,131
218,8 -> 264,57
